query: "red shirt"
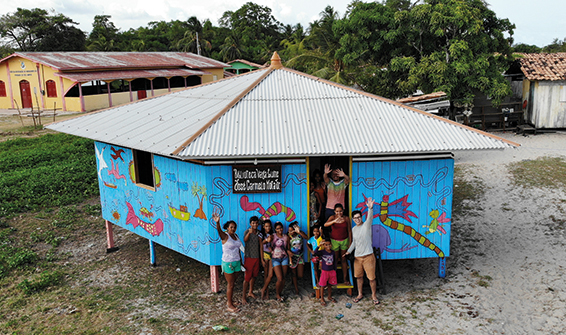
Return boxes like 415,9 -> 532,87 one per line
328,216 -> 350,241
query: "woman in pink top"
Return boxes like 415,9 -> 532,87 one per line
270,222 -> 289,302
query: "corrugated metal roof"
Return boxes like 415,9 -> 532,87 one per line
3,52 -> 229,71
47,65 -> 518,160
58,68 -> 208,82
47,69 -> 268,156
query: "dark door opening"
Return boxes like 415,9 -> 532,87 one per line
309,156 -> 351,226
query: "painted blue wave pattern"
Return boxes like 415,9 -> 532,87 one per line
282,173 -> 306,188
352,167 -> 451,208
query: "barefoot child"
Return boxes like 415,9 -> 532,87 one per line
307,225 -> 323,284
242,216 -> 262,304
315,238 -> 338,306
288,221 -> 308,296
260,220 -> 274,300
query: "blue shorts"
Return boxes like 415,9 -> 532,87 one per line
272,257 -> 289,267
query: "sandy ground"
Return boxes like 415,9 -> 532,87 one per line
243,131 -> 566,335
189,131 -> 566,334
5,109 -> 566,334
315,131 -> 566,335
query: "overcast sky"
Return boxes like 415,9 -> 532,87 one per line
1,0 -> 564,48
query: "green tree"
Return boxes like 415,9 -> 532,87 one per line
542,38 -> 566,53
512,43 -> 542,54
0,8 -> 85,52
219,2 -> 283,63
279,24 -> 307,61
285,6 -> 353,84
219,32 -> 243,61
175,17 -> 212,55
337,0 -> 516,117
87,15 -> 120,51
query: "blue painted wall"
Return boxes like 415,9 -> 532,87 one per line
95,141 -> 308,266
95,140 -> 452,265
351,158 -> 453,260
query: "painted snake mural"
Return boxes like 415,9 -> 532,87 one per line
240,196 -> 296,222
356,194 -> 445,257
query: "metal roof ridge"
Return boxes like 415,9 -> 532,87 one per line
281,67 -> 520,148
171,67 -> 275,155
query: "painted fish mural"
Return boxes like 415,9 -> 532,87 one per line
126,202 -> 164,236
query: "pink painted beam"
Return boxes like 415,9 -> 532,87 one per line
105,220 -> 119,253
210,265 -> 220,293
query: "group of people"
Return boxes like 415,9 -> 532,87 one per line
214,164 -> 380,312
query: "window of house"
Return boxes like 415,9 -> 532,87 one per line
0,81 -> 6,97
46,80 -> 57,97
133,149 -> 155,188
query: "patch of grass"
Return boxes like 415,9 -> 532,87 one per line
453,165 -> 486,217
0,228 -> 39,279
373,317 -> 394,331
84,204 -> 102,216
0,133 -> 98,216
471,270 -> 492,288
18,270 -> 64,295
30,230 -> 63,247
508,156 -> 566,189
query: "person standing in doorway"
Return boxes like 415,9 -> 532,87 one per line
323,163 -> 350,224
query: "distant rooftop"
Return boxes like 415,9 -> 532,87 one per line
1,52 -> 229,71
517,53 -> 566,81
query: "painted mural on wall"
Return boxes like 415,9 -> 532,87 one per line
207,165 -> 307,264
352,159 -> 453,260
95,140 -> 307,266
95,141 -> 217,265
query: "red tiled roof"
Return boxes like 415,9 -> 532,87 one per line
1,52 -> 228,71
57,68 -> 208,83
518,53 -> 566,81
397,91 -> 446,103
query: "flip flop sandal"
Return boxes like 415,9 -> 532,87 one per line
373,299 -> 380,306
353,296 -> 364,303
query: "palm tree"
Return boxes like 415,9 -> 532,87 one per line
219,33 -> 243,62
175,30 -> 211,55
191,182 -> 207,220
284,7 -> 353,85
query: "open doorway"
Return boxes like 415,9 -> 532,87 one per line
309,156 -> 351,226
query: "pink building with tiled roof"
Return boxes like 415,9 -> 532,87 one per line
0,52 -> 228,112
